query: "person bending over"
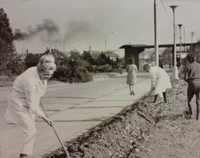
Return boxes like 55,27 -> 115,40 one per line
143,63 -> 171,103
5,54 -> 56,158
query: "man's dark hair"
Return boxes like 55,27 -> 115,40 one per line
129,58 -> 134,64
186,53 -> 196,63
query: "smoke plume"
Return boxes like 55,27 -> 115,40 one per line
13,18 -> 60,42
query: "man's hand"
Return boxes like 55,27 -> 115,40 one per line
42,116 -> 53,126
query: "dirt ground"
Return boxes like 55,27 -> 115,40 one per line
46,79 -> 200,158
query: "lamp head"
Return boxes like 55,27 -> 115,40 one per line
170,5 -> 178,10
178,23 -> 183,28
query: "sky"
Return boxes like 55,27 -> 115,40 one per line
1,0 -> 200,56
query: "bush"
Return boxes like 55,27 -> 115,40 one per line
5,57 -> 27,76
52,66 -> 93,83
73,67 -> 93,83
25,53 -> 40,68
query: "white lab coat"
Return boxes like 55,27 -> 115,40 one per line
149,66 -> 172,95
5,67 -> 47,155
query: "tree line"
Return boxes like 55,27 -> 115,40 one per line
0,8 -> 123,82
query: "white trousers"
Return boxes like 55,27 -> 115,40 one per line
6,106 -> 37,155
19,112 -> 36,155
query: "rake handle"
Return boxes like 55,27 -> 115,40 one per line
40,101 -> 70,158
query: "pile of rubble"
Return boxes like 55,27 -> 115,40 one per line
46,79 -> 200,158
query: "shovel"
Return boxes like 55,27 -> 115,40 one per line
40,101 -> 70,158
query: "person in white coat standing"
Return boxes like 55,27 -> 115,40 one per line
143,63 -> 172,103
5,54 -> 56,158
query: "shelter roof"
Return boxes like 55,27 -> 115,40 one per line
119,43 -> 195,49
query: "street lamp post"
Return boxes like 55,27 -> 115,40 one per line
21,41 -> 29,58
178,23 -> 183,63
191,31 -> 194,43
184,27 -> 186,51
170,5 -> 178,79
105,31 -> 115,52
55,37 -> 63,52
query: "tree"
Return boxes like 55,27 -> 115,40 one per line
96,52 -> 107,65
0,8 -> 17,74
25,53 -> 40,68
82,51 -> 94,65
162,47 -> 172,65
68,49 -> 89,67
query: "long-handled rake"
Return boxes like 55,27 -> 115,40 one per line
40,101 -> 70,158
141,89 -> 154,102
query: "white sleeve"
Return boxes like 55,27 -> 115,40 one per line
23,78 -> 45,118
150,72 -> 157,88
135,65 -> 138,73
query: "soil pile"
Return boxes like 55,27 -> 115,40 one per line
46,79 -> 200,158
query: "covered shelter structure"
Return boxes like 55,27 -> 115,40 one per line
119,43 -> 194,69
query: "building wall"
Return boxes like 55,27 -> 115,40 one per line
125,47 -> 145,69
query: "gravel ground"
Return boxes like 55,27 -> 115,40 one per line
45,78 -> 200,158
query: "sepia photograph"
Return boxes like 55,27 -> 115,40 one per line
1,0 -> 200,158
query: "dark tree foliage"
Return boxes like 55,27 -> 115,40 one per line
0,8 -> 19,75
96,52 -> 109,65
82,51 -> 95,65
162,48 -> 173,65
25,53 -> 40,68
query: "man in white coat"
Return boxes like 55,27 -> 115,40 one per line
143,63 -> 172,103
5,54 -> 56,158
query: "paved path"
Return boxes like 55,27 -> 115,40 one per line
0,72 -> 151,158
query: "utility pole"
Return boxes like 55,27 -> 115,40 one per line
154,0 -> 159,66
183,27 -> 186,52
55,37 -> 63,53
105,31 -> 115,52
178,24 -> 183,63
191,31 -> 194,43
170,5 -> 178,79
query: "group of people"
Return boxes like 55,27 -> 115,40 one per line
4,52 -> 200,158
126,57 -> 171,103
126,53 -> 200,121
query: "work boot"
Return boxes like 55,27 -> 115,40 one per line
19,154 -> 27,158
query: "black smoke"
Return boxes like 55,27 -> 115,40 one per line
13,18 -> 59,41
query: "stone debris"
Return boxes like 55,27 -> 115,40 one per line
46,79 -> 200,158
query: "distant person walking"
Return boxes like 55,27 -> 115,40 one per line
5,54 -> 56,158
184,53 -> 200,120
126,58 -> 138,95
143,64 -> 171,103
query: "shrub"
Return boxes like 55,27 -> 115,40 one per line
73,67 -> 93,83
25,53 -> 40,68
52,66 -> 93,83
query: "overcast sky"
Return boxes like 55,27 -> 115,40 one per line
1,0 -> 200,55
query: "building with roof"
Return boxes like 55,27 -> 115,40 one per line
119,43 -> 194,69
